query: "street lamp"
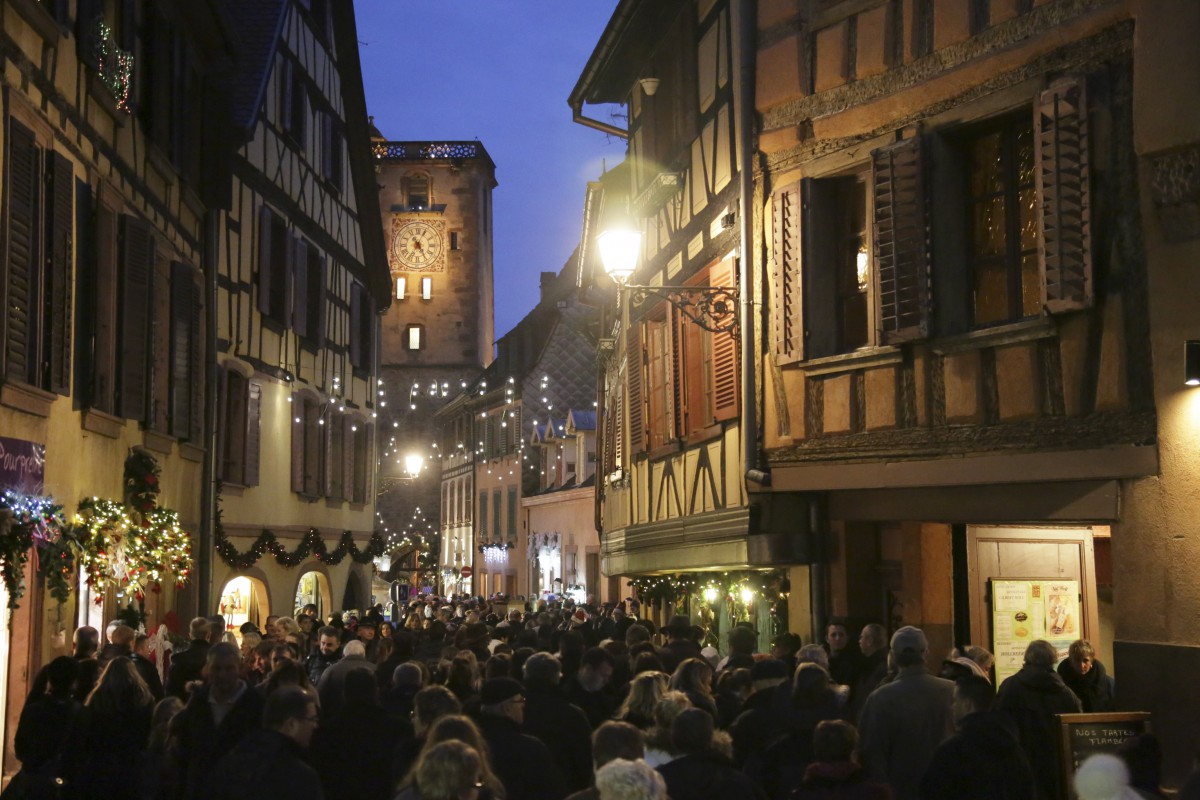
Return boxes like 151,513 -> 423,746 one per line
598,225 -> 739,337
403,453 -> 425,480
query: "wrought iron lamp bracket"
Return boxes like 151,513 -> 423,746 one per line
625,284 -> 740,338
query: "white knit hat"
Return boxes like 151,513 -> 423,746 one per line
1073,754 -> 1139,800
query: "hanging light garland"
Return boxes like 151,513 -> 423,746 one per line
0,492 -> 67,611
214,506 -> 385,570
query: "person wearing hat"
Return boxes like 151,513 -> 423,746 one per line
857,625 -> 955,800
476,676 -> 567,800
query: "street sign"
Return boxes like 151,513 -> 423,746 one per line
389,581 -> 410,604
460,566 -> 473,578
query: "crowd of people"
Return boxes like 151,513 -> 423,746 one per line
4,595 -> 1197,800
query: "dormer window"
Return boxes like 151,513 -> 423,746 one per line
405,173 -> 430,211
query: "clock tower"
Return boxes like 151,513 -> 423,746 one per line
372,130 -> 496,575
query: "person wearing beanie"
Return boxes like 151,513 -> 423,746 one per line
1074,753 -> 1140,800
476,676 -> 567,800
857,625 -> 955,800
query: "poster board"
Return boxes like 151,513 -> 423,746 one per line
990,578 -> 1082,684
1059,712 -> 1151,799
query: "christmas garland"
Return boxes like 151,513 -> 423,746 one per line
0,493 -> 67,610
74,496 -> 193,599
124,449 -> 161,513
214,508 -> 386,570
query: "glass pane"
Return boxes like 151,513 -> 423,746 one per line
1019,187 -> 1039,251
969,131 -> 1005,196
973,259 -> 1009,325
1020,252 -> 1041,317
971,195 -> 1007,258
1015,117 -> 1035,187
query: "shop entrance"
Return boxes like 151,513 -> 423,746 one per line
294,571 -> 331,620
218,576 -> 269,637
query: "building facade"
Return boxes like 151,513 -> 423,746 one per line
373,137 -> 495,590
210,0 -> 389,627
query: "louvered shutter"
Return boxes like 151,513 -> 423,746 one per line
169,262 -> 192,438
340,416 -> 355,502
257,205 -> 273,317
873,137 -> 930,343
669,307 -> 684,439
709,260 -> 739,422
215,366 -> 228,481
322,408 -> 334,497
602,393 -> 615,475
772,183 -> 802,359
5,120 -> 39,385
349,283 -> 363,368
47,152 -> 74,395
187,271 -> 203,442
626,323 -> 645,454
118,216 -> 154,421
292,237 -> 308,336
290,392 -> 305,493
309,250 -> 326,347
1036,77 -> 1093,313
303,401 -> 321,496
802,178 -> 841,359
245,381 -> 261,487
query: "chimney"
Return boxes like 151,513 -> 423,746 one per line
540,271 -> 557,302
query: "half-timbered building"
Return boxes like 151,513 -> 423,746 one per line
757,0 -> 1200,781
211,0 -> 389,624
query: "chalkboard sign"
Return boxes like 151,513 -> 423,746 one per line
1058,712 -> 1152,799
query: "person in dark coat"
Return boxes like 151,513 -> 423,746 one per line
169,643 -> 266,800
304,626 -> 342,688
566,647 -> 620,729
212,686 -> 324,800
315,639 -> 373,720
522,653 -> 594,793
166,617 -> 214,699
754,664 -> 845,800
849,624 -> 889,721
10,657 -> 82,799
566,721 -> 646,800
995,639 -> 1083,800
824,621 -> 864,687
309,669 -> 412,800
475,677 -> 568,800
131,633 -> 165,700
791,720 -> 892,800
656,708 -> 766,800
62,657 -> 155,800
921,675 -> 1036,800
728,659 -> 791,767
382,662 -> 424,719
1056,639 -> 1115,713
661,616 -> 703,674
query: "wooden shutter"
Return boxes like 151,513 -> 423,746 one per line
1036,77 -> 1093,313
479,491 -> 488,537
873,137 -> 930,343
215,365 -> 229,481
772,183 -> 802,360
118,216 -> 155,420
309,249 -> 326,347
46,152 -> 74,395
290,392 -> 305,493
303,400 -> 321,496
292,237 -> 308,336
349,283 -> 363,368
340,416 -> 355,502
169,261 -> 192,438
5,119 -> 39,384
802,178 -> 840,360
74,180 -> 95,407
507,486 -> 517,541
709,260 -> 739,422
257,205 -> 274,317
279,59 -> 293,134
245,381 -> 261,487
626,322 -> 646,454
492,488 -> 501,541
361,423 -> 373,505
188,271 -> 203,442
322,408 -> 334,497
223,370 -> 248,484
646,318 -> 670,448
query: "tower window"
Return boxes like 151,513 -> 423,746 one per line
396,276 -> 407,300
420,276 -> 433,300
406,174 -> 430,211
405,324 -> 424,351
450,231 -> 460,250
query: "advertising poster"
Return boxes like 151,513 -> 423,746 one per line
990,578 -> 1082,684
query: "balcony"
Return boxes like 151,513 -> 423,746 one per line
373,140 -> 494,168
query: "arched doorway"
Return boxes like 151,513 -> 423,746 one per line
218,575 -> 269,637
341,570 -> 364,614
294,569 -> 332,620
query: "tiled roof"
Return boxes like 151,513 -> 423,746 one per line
216,0 -> 287,132
567,410 -> 597,432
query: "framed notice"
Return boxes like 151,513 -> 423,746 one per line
1059,712 -> 1151,799
990,578 -> 1082,684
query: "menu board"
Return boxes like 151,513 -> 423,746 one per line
1059,713 -> 1151,799
990,579 -> 1082,684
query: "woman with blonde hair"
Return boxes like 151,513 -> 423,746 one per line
396,736 -> 502,800
65,657 -> 154,799
669,657 -> 719,721
643,690 -> 692,767
615,671 -> 669,731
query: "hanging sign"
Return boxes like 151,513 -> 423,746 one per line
0,436 -> 44,494
990,578 -> 1082,684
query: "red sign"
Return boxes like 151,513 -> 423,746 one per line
460,567 -> 473,578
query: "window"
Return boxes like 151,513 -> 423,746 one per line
478,491 -> 488,538
405,173 -> 430,211
351,422 -> 370,504
507,486 -> 517,542
349,282 -> 375,369
3,119 -> 73,396
291,393 -> 322,497
291,239 -> 326,346
218,370 -> 261,487
280,58 -> 307,148
321,113 -> 343,191
257,206 -> 291,326
450,231 -> 460,250
420,276 -> 433,300
962,111 -> 1040,326
396,277 -> 407,300
404,324 -> 424,351
492,489 -> 502,542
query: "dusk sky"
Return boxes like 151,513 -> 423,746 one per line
354,1 -> 625,340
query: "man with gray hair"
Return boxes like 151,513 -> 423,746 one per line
849,623 -> 890,719
996,639 -> 1082,800
596,758 -> 667,800
857,625 -> 955,800
315,639 -> 372,719
167,617 -> 217,699
523,652 -> 594,792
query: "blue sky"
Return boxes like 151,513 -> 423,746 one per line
354,1 -> 625,340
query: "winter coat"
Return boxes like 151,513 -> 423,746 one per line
919,710 -> 1037,800
212,729 -> 324,800
310,700 -> 412,800
753,693 -> 844,800
62,702 -> 153,800
995,665 -> 1082,800
315,654 -> 373,720
9,693 -> 82,800
565,678 -> 619,729
169,682 -> 265,800
791,762 -> 893,800
1056,658 -> 1115,713
857,666 -> 955,800
656,751 -> 767,800
476,712 -> 568,800
730,686 -> 788,767
849,650 -> 889,723
165,639 -> 210,700
523,684 -> 595,793
305,650 -> 340,688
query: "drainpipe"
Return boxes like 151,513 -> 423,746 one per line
732,0 -> 767,486
198,209 -> 221,615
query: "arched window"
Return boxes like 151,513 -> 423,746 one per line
404,172 -> 431,211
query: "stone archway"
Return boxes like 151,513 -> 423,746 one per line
217,573 -> 270,636
293,566 -> 332,620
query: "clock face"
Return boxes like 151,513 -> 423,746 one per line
392,220 -> 444,271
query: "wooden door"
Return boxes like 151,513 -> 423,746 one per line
966,526 -> 1099,655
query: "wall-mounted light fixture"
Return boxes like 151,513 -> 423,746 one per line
1187,340 -> 1200,386
639,78 -> 660,97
